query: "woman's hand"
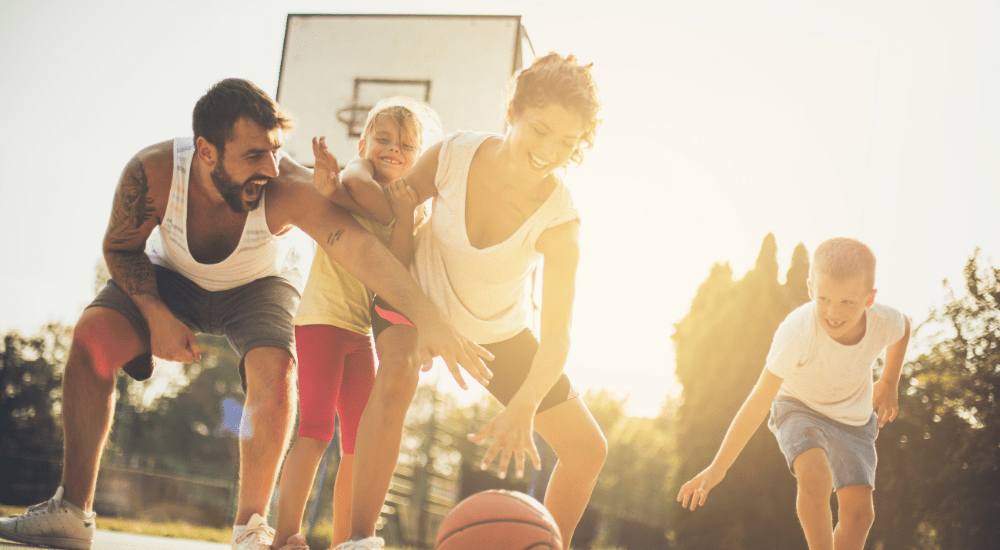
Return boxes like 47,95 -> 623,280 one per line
468,401 -> 542,480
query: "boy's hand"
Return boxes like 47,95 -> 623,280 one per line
873,379 -> 899,427
311,137 -> 341,199
677,466 -> 726,511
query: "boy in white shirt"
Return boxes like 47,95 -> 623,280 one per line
677,238 -> 911,550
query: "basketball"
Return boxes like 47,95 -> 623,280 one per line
435,490 -> 562,550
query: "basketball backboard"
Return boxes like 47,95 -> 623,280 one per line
276,14 -> 531,165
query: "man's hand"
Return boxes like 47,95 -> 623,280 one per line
412,316 -> 493,390
677,466 -> 726,511
312,137 -> 342,199
873,379 -> 899,427
147,306 -> 200,364
468,401 -> 541,480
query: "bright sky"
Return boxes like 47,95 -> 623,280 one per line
2,0 -> 998,417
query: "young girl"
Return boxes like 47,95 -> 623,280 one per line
272,96 -> 440,550
329,53 -> 606,550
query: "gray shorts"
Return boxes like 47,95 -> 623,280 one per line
767,397 -> 879,491
87,265 -> 301,391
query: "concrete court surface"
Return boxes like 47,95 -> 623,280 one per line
0,529 -> 231,549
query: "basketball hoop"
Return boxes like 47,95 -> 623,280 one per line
336,104 -> 372,138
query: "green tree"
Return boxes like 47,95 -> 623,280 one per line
0,323 -> 72,503
669,234 -> 810,549
870,251 -> 1000,549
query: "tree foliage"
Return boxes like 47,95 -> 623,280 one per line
870,250 -> 1000,549
0,324 -> 71,503
669,234 -> 811,549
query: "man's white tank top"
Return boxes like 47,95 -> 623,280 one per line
146,138 -> 306,292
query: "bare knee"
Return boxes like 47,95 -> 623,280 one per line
794,451 -> 833,498
373,352 -> 420,410
68,308 -> 145,383
244,348 -> 296,405
838,488 -> 875,530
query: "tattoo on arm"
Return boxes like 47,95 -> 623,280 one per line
105,156 -> 156,246
106,251 -> 159,298
326,230 -> 344,245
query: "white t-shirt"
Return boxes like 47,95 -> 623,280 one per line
410,131 -> 580,344
765,301 -> 907,426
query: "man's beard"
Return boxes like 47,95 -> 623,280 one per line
211,161 -> 267,213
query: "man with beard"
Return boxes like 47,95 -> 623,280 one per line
0,79 -> 492,550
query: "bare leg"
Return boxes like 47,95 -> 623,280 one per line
349,325 -> 420,538
532,397 -> 608,550
62,307 -> 146,511
235,347 -> 296,526
273,436 -> 328,547
330,454 -> 354,547
833,486 -> 874,550
793,448 -> 835,550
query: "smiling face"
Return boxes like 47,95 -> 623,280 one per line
506,103 -> 585,184
359,113 -> 418,184
809,271 -> 877,345
210,118 -> 284,213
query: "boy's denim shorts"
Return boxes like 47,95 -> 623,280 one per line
767,397 -> 879,491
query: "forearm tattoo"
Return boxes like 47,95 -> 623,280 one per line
106,251 -> 159,297
105,156 -> 155,245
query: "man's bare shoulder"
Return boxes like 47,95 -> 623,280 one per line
129,140 -> 176,196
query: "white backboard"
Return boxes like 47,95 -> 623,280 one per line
276,14 -> 529,166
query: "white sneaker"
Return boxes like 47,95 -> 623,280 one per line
232,513 -> 275,550
0,486 -> 95,550
333,537 -> 385,549
276,532 -> 310,550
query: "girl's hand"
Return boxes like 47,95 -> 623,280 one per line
387,179 -> 419,225
311,137 -> 341,199
468,401 -> 542,480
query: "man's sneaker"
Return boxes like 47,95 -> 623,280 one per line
276,532 -> 310,550
333,537 -> 385,550
231,513 -> 275,550
0,486 -> 95,550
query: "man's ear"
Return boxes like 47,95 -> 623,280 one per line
807,278 -> 814,300
196,136 -> 220,168
866,288 -> 877,308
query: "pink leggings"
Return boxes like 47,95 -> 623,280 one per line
294,324 -> 376,453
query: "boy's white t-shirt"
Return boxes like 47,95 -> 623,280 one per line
765,302 -> 907,426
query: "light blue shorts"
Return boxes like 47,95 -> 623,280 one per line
767,397 -> 879,491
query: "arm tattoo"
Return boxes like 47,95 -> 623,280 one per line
106,251 -> 159,297
105,156 -> 156,246
326,229 -> 344,245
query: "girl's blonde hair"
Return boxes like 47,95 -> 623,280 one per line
359,95 -> 442,155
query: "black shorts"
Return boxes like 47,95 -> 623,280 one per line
371,296 -> 578,414
87,265 -> 301,390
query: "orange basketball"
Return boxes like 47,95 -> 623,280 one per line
435,490 -> 562,550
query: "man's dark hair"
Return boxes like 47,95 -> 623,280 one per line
192,78 -> 293,154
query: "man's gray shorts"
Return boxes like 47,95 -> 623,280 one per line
767,397 -> 879,491
87,265 -> 301,391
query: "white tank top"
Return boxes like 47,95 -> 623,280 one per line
411,131 -> 580,344
146,138 -> 306,292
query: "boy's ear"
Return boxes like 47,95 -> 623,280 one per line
866,288 -> 877,308
357,139 -> 366,157
195,136 -> 220,168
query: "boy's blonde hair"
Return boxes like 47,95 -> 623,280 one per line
360,96 -> 442,155
811,238 -> 877,290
